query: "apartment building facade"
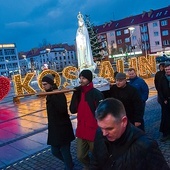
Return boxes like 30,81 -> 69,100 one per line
96,5 -> 170,61
0,44 -> 20,77
19,43 -> 77,76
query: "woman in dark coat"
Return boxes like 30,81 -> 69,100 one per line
42,74 -> 75,170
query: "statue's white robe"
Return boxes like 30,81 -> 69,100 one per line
76,19 -> 96,72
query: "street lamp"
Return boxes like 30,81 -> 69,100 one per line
128,27 -> 135,33
22,55 -> 28,75
128,26 -> 135,57
46,48 -> 51,53
46,48 -> 53,69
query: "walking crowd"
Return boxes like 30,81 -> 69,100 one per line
41,65 -> 170,170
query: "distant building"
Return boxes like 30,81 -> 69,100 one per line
18,43 -> 77,75
95,5 -> 170,61
0,43 -> 20,77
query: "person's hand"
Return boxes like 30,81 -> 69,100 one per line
164,100 -> 168,104
135,122 -> 141,127
74,86 -> 81,91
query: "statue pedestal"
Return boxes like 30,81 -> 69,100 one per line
94,83 -> 110,91
93,76 -> 110,91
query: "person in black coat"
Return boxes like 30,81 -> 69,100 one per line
42,74 -> 75,170
103,72 -> 144,130
90,98 -> 169,170
158,62 -> 170,142
154,62 -> 165,104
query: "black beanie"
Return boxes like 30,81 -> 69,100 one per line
79,69 -> 93,82
42,74 -> 55,85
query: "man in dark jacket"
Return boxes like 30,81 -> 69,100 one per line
70,69 -> 104,170
42,74 -> 75,170
104,72 -> 144,130
90,98 -> 169,170
128,68 -> 149,103
128,68 -> 149,131
154,62 -> 165,104
158,62 -> 170,141
154,62 -> 165,91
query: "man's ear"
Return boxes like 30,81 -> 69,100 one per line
121,116 -> 128,127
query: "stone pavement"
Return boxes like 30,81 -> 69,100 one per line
0,77 -> 170,169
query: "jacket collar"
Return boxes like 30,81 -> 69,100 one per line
104,122 -> 144,146
81,82 -> 93,93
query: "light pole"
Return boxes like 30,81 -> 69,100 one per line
22,55 -> 28,75
46,48 -> 54,70
128,26 -> 135,57
22,55 -> 28,67
5,59 -> 9,77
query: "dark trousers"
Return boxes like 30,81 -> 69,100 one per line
51,143 -> 73,170
138,102 -> 146,131
160,102 -> 170,136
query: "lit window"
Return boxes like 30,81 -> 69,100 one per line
161,20 -> 167,26
125,38 -> 130,43
154,32 -> 159,36
163,40 -> 170,45
117,39 -> 122,44
116,31 -> 121,36
119,48 -> 123,52
124,29 -> 129,34
132,36 -> 136,41
155,41 -> 160,45
110,32 -> 114,36
115,23 -> 119,27
142,34 -> 148,41
156,12 -> 162,17
141,26 -> 147,33
162,30 -> 169,36
111,40 -> 115,44
153,22 -> 158,27
164,10 -> 168,15
131,19 -> 134,23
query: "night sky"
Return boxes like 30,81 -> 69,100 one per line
0,0 -> 169,52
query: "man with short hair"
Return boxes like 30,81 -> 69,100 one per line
128,68 -> 149,103
70,69 -> 104,170
104,72 -> 144,130
90,98 -> 169,170
128,68 -> 149,130
158,62 -> 170,141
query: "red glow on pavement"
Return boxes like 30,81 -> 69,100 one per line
0,108 -> 15,121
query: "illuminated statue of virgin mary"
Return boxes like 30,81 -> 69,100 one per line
76,12 -> 96,72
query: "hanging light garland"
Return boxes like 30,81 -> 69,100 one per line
3,56 -> 156,102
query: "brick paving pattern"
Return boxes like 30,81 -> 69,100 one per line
1,97 -> 170,170
0,77 -> 170,169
